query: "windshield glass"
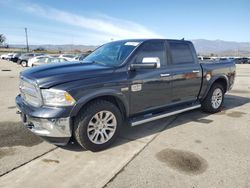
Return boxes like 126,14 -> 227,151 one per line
83,41 -> 141,66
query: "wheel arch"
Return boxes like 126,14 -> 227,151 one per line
201,75 -> 229,101
70,90 -> 129,119
21,59 -> 28,63
213,77 -> 228,93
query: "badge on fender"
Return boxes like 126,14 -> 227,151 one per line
131,84 -> 142,92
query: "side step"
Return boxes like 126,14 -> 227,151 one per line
130,104 -> 201,126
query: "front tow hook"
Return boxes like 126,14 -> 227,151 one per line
16,110 -> 21,114
24,122 -> 34,129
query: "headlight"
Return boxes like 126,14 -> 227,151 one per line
41,89 -> 76,106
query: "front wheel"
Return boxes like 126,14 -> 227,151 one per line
74,100 -> 122,151
201,83 -> 225,113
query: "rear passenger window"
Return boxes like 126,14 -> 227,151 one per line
169,42 -> 194,64
135,41 -> 165,66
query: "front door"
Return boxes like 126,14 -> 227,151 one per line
128,40 -> 172,115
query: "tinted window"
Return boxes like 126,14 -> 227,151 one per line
169,42 -> 194,64
135,41 -> 165,66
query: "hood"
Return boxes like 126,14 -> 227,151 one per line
21,62 -> 114,88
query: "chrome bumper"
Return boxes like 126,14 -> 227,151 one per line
22,114 -> 72,138
16,95 -> 72,145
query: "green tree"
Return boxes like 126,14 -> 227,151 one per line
0,34 -> 6,45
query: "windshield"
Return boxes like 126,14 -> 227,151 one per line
83,41 -> 140,67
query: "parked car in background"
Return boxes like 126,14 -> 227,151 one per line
17,53 -> 45,67
0,53 -> 8,59
28,55 -> 51,67
247,58 -> 250,64
233,57 -> 248,64
6,53 -> 16,60
10,53 -> 22,62
0,53 -> 13,60
219,57 -> 230,61
50,54 -> 60,58
73,54 -> 88,61
59,54 -> 76,61
79,54 -> 87,61
32,57 -> 68,66
198,56 -> 213,63
198,56 -> 204,61
203,57 -> 213,61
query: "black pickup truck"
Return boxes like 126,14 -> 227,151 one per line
16,39 -> 236,151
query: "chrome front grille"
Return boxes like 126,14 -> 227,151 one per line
19,77 -> 41,107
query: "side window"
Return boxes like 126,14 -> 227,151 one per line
37,58 -> 45,63
135,41 -> 165,67
169,42 -> 194,64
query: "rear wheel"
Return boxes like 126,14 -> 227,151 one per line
201,83 -> 225,113
21,60 -> 27,67
74,100 -> 122,151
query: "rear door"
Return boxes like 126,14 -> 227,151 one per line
167,41 -> 202,103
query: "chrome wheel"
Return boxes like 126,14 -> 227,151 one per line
211,88 -> 223,109
87,111 -> 117,144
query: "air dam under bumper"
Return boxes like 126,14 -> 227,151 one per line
16,95 -> 72,145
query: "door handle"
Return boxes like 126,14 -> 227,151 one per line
160,73 -> 171,77
192,70 -> 200,73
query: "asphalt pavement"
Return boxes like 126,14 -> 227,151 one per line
0,60 -> 249,188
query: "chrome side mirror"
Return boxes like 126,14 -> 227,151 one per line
142,57 -> 161,68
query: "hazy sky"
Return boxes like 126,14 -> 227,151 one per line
0,0 -> 249,45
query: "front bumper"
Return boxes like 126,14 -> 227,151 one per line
16,95 -> 72,145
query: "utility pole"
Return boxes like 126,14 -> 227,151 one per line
25,27 -> 29,52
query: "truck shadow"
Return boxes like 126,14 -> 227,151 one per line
60,94 -> 250,152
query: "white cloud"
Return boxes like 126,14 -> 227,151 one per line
23,3 -> 162,42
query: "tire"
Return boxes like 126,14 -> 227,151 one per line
74,100 -> 122,151
201,83 -> 225,113
21,60 -> 27,67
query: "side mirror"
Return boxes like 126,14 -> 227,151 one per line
130,57 -> 161,70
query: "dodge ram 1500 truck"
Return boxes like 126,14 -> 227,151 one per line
16,39 -> 236,151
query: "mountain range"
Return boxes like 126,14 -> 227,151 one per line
8,39 -> 250,57
192,39 -> 250,56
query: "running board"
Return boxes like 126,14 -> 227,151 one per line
130,104 -> 201,126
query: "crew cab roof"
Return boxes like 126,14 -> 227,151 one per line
114,38 -> 192,44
